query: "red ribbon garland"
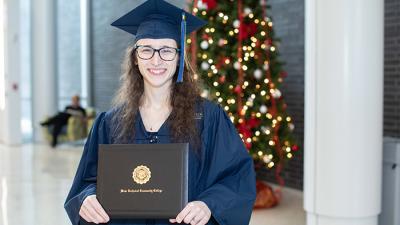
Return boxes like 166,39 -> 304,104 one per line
188,0 -> 199,69
237,0 -> 244,116
262,1 -> 284,202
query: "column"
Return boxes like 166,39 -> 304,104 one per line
304,0 -> 383,225
0,0 -> 22,145
81,0 -> 91,107
31,0 -> 57,142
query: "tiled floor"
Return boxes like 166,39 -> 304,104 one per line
0,143 -> 305,225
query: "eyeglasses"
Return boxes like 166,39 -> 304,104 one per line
134,45 -> 180,61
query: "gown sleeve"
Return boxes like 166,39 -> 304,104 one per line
196,102 -> 257,225
64,112 -> 109,225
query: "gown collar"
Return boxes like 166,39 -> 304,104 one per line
135,110 -> 171,140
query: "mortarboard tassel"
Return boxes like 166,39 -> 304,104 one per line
177,12 -> 186,83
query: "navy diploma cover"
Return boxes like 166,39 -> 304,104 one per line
97,143 -> 189,219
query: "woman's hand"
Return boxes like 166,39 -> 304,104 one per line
79,195 -> 110,224
169,201 -> 211,225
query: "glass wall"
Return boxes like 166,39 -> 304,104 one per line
57,0 -> 84,109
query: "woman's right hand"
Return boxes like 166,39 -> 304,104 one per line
79,195 -> 110,224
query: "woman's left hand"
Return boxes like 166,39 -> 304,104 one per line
169,201 -> 211,225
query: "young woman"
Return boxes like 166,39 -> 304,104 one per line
64,1 -> 256,225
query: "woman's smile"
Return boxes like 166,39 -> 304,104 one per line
148,68 -> 167,76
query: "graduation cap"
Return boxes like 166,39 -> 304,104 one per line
111,0 -> 207,83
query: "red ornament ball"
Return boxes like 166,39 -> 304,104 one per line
234,85 -> 242,94
219,75 -> 226,83
202,33 -> 210,40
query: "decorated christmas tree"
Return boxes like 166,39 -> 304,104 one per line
187,0 -> 299,207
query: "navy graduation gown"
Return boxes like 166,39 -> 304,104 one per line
64,99 -> 256,225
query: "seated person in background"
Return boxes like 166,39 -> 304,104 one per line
41,95 -> 86,147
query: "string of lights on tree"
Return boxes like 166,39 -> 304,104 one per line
188,0 -> 299,183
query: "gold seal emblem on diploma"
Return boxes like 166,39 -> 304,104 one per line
132,165 -> 151,184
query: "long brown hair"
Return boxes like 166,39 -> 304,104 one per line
111,45 -> 202,146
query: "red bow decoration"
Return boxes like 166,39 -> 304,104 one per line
237,117 -> 261,150
248,117 -> 261,128
239,22 -> 258,40
203,0 -> 217,10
